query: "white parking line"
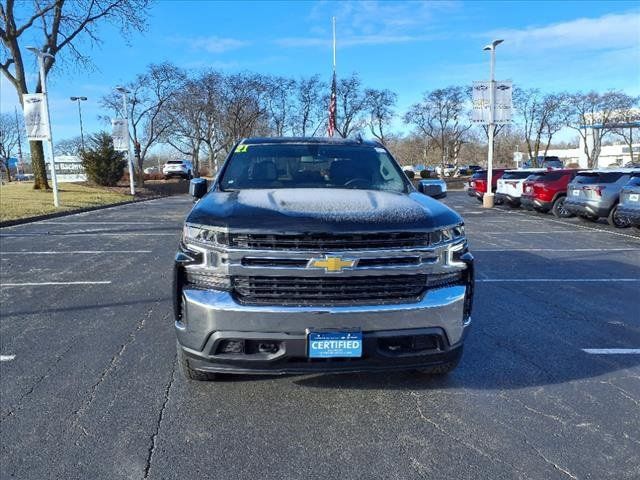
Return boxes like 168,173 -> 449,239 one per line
473,248 -> 640,252
0,355 -> 16,362
39,221 -> 176,225
477,279 -> 640,283
0,281 -> 112,287
0,250 -> 153,255
582,349 -> 640,355
478,230 -> 590,234
492,208 -> 640,240
0,233 -> 175,237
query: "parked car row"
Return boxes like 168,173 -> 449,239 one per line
467,168 -> 640,228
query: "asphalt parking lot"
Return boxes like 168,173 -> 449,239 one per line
1,191 -> 639,480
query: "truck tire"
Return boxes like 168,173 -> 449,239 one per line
551,196 -> 573,218
413,348 -> 462,376
178,345 -> 221,381
607,205 -> 630,228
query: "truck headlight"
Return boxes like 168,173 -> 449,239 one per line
183,224 -> 229,247
430,225 -> 465,246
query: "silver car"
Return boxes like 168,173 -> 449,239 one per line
564,169 -> 640,227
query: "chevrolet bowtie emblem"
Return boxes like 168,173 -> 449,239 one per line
308,256 -> 357,273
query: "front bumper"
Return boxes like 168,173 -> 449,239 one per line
564,199 -> 610,218
175,285 -> 471,374
618,205 -> 640,226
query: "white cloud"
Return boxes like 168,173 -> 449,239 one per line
276,0 -> 457,49
486,11 -> 640,52
171,35 -> 250,53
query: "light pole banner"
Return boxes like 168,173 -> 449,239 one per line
111,118 -> 129,151
22,93 -> 50,140
472,81 -> 512,124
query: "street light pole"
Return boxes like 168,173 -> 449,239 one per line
27,46 -> 59,207
116,86 -> 135,195
482,39 -> 503,209
70,96 -> 87,151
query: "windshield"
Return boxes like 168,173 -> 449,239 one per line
219,143 -> 410,193
502,171 -> 536,180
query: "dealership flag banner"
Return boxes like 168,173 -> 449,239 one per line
22,93 -> 50,141
111,118 -> 129,151
472,80 -> 513,124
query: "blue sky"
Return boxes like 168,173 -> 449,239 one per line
2,0 -> 639,144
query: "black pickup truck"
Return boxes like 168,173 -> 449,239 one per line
174,138 -> 474,380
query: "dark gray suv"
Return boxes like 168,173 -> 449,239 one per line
618,174 -> 640,228
564,169 -> 640,227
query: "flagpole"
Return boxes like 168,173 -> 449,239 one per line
332,16 -> 336,72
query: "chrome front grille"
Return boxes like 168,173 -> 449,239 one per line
230,272 -> 466,306
232,274 -> 429,306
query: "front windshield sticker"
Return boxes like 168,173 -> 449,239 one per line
235,145 -> 249,153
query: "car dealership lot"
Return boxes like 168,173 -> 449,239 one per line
1,192 -> 639,480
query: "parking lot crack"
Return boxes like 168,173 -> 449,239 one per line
70,305 -> 168,435
409,392 -> 525,476
0,341 -> 76,423
525,442 -> 578,480
143,357 -> 176,479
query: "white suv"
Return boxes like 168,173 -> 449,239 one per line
496,169 -> 545,207
163,160 -> 194,179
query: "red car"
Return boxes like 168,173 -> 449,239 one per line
467,169 -> 506,202
520,169 -> 578,217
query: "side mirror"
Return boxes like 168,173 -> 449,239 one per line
189,178 -> 208,199
417,182 -> 426,194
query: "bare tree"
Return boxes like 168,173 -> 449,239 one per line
566,91 -> 633,168
364,88 -> 397,145
334,73 -> 368,138
292,75 -> 324,137
264,76 -> 296,136
0,112 -> 22,181
404,86 -> 472,174
55,135 -> 84,156
609,94 -> 640,164
514,88 -> 568,167
163,78 -> 207,175
0,0 -> 150,190
102,63 -> 186,185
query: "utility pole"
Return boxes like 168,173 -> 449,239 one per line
482,39 -> 503,209
14,107 -> 23,175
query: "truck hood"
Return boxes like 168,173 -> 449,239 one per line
186,188 -> 462,232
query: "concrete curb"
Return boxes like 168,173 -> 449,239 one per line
0,195 -> 167,228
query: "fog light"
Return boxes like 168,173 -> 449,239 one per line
220,340 -> 244,354
258,342 -> 278,354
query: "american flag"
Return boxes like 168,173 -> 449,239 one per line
328,71 -> 336,137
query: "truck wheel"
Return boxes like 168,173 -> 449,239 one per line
413,348 -> 462,376
607,205 -> 630,228
551,196 -> 573,218
177,345 -> 221,381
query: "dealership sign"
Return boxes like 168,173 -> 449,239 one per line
111,118 -> 130,151
22,93 -> 51,140
472,81 -> 512,124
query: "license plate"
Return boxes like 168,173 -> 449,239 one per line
308,331 -> 362,358
572,189 -> 580,196
630,194 -> 639,202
